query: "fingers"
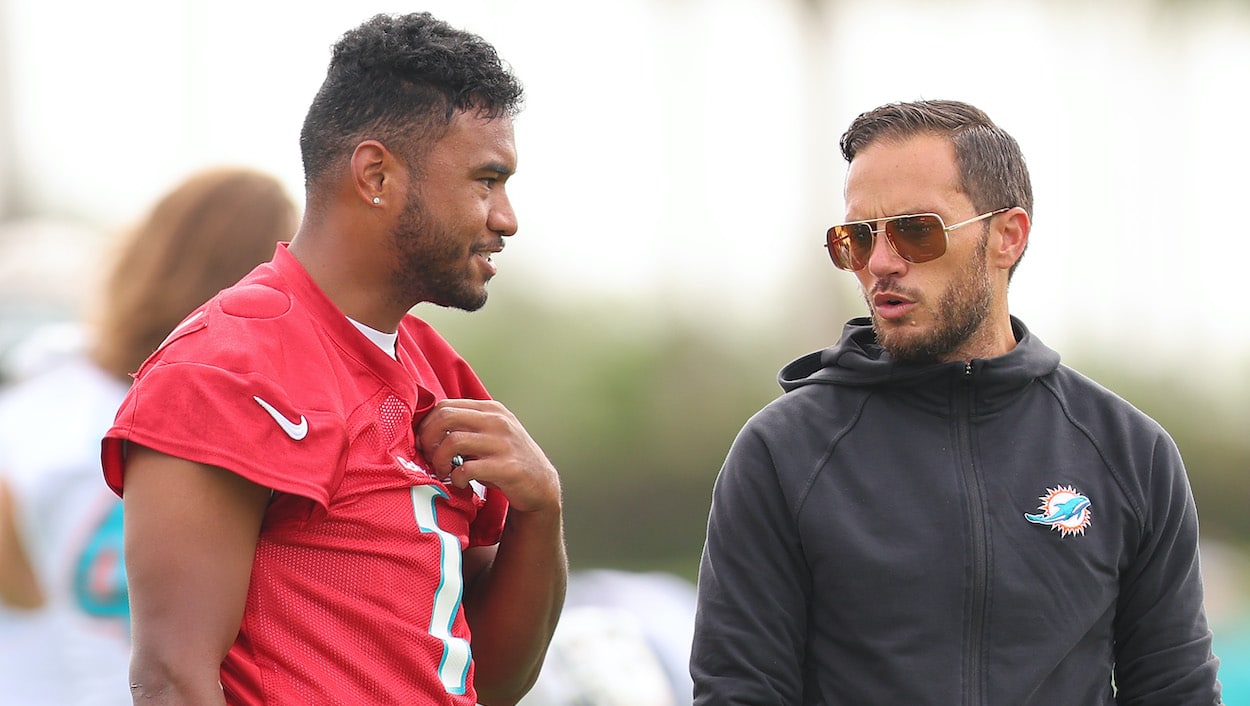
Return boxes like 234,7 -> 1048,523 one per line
444,453 -> 471,489
415,399 -> 499,451
415,399 -> 507,476
414,398 -> 560,512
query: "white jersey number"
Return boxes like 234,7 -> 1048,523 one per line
410,484 -> 472,695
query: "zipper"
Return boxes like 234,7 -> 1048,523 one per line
958,361 -> 988,705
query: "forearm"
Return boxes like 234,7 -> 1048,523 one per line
128,647 -> 228,706
465,505 -> 568,705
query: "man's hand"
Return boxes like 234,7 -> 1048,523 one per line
416,398 -> 567,704
415,398 -> 560,513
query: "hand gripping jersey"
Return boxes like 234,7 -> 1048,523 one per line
102,244 -> 507,705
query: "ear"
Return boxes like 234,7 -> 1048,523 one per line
350,140 -> 393,207
990,207 -> 1030,272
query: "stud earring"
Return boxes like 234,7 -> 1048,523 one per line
372,197 -> 381,205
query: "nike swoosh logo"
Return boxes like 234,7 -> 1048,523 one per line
253,396 -> 308,440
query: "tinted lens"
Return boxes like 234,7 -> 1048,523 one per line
884,214 -> 945,263
826,223 -> 873,270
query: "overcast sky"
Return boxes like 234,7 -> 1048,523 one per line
3,0 -> 1249,389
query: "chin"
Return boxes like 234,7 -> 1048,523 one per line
440,288 -> 489,312
873,323 -> 941,363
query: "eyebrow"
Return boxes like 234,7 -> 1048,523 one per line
480,161 -> 515,177
844,208 -> 939,222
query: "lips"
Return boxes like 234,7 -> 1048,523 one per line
473,240 -> 504,276
872,291 -> 914,320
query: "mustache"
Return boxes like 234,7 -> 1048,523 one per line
475,237 -> 506,253
870,278 -> 917,300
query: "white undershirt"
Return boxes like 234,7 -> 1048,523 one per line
347,317 -> 398,360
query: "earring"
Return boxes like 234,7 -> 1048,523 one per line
372,197 -> 381,205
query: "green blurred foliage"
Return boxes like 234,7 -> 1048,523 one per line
1067,357 -> 1250,552
422,293 -> 792,581
420,288 -> 1250,582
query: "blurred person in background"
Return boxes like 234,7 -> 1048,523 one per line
0,218 -> 100,384
102,12 -> 566,706
0,217 -> 101,706
691,99 -> 1223,704
0,166 -> 297,705
521,569 -> 697,706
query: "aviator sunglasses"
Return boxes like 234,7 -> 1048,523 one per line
824,208 -> 1010,271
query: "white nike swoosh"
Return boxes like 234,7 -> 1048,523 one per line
253,396 -> 308,441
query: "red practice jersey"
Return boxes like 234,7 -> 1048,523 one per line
103,244 -> 508,704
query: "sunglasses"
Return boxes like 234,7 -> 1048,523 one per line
824,208 -> 1010,271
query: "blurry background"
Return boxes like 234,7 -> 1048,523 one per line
1,0 -> 1246,697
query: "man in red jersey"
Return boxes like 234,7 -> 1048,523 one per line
102,13 -> 566,705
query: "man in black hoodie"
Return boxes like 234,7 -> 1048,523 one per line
690,99 -> 1223,704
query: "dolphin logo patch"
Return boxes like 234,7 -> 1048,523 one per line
1024,485 -> 1092,537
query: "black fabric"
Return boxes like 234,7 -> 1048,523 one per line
691,316 -> 1223,705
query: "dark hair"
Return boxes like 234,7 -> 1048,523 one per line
299,12 -> 524,188
840,100 -> 1033,276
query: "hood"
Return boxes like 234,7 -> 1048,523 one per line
779,316 -> 1062,410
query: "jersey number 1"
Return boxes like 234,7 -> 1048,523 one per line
411,484 -> 472,695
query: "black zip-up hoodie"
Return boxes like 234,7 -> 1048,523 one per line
692,316 -> 1223,705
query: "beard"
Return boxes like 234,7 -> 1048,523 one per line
388,191 -> 489,313
869,234 -> 993,363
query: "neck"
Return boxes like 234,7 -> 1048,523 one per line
944,312 -> 1018,364
288,210 -> 404,333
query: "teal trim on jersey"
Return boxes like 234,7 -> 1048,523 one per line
411,484 -> 472,695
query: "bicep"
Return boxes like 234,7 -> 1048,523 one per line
123,444 -> 271,678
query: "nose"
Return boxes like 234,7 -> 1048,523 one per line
865,226 -> 906,278
488,191 -> 518,237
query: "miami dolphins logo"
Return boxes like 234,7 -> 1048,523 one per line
73,500 -> 129,619
1024,485 -> 1092,537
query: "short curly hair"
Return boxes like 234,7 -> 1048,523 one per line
299,12 -> 524,187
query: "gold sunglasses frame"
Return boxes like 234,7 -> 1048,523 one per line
824,207 -> 1010,271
